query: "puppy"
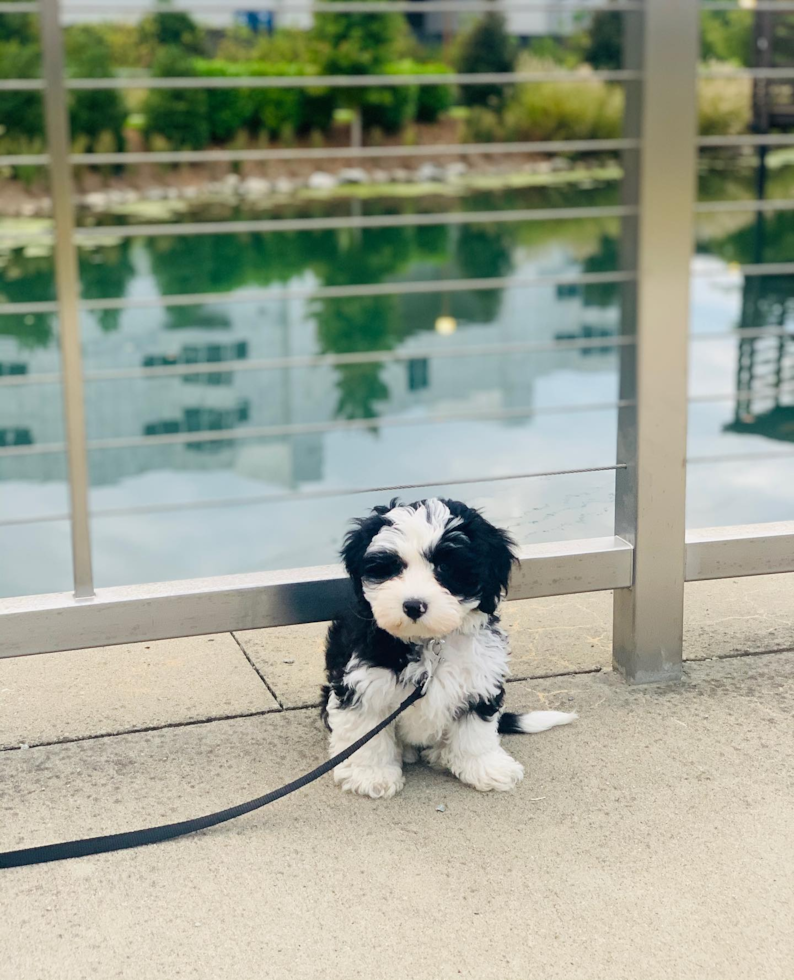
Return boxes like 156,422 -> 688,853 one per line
321,498 -> 575,798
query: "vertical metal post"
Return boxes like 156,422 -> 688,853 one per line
612,0 -> 698,683
38,0 -> 94,598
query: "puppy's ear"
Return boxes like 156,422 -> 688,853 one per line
443,501 -> 518,615
476,520 -> 518,615
341,505 -> 392,595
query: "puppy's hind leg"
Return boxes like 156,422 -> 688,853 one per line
429,711 -> 524,793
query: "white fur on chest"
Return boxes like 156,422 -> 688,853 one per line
397,623 -> 509,747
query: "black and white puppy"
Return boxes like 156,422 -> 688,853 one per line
321,498 -> 575,799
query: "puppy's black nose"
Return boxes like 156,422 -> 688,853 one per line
403,599 -> 427,622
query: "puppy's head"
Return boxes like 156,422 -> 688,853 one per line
342,498 -> 517,640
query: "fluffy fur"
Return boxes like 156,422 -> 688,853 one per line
321,498 -> 576,798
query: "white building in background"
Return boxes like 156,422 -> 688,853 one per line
235,1 -> 591,39
416,1 -> 587,41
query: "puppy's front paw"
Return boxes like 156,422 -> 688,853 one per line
456,750 -> 525,793
334,763 -> 405,799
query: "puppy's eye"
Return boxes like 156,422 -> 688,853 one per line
362,551 -> 406,582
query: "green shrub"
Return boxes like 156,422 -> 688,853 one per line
194,60 -> 251,143
467,56 -> 623,143
300,84 -> 335,135
502,75 -> 624,142
361,77 -> 418,134
0,42 -> 43,141
698,75 -> 751,136
404,60 -> 454,123
359,60 -> 454,133
462,106 -> 505,143
191,60 -> 334,142
245,63 -> 303,137
143,47 -> 209,150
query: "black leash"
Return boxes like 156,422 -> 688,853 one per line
0,684 -> 425,870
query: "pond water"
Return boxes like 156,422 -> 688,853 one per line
1,163 -> 792,597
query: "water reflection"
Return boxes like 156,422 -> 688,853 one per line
1,168 -> 793,593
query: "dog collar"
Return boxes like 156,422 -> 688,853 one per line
418,637 -> 445,693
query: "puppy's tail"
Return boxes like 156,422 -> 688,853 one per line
498,710 -> 577,735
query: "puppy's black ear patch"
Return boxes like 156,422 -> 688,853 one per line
441,500 -> 518,614
476,522 -> 518,614
341,504 -> 393,595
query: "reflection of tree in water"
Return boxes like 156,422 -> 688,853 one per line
0,250 -> 55,350
80,241 -> 136,333
314,225 -> 451,420
0,241 -> 137,350
581,234 -> 620,309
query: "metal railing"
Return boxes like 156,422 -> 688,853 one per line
1,0 -> 794,675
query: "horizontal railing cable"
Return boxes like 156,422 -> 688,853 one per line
54,1 -> 646,12
696,199 -> 794,215
688,450 -> 794,465
10,133 -> 794,169
0,399 -> 633,458
1,136 -> 634,168
6,449 -> 794,527
7,385 -> 794,458
699,67 -> 794,80
4,333 -> 791,390
692,262 -> 794,279
69,137 -> 639,167
0,153 -> 49,167
7,263 -> 794,320
0,335 -> 636,388
701,1 -> 794,10
690,327 -> 794,342
0,69 -> 641,95
7,65 -> 794,95
0,271 -> 636,318
0,204 -> 636,245
0,463 -> 626,528
689,383 -> 794,403
7,200 -> 793,248
698,134 -> 794,149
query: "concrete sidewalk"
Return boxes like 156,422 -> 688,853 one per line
3,650 -> 794,979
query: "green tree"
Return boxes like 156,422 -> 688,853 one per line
67,26 -> 126,153
582,10 -> 622,69
312,0 -> 408,131
0,3 -> 37,45
0,41 -> 43,141
455,11 -> 516,109
143,47 -> 209,150
312,0 -> 406,75
701,11 -> 752,64
138,5 -> 204,59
